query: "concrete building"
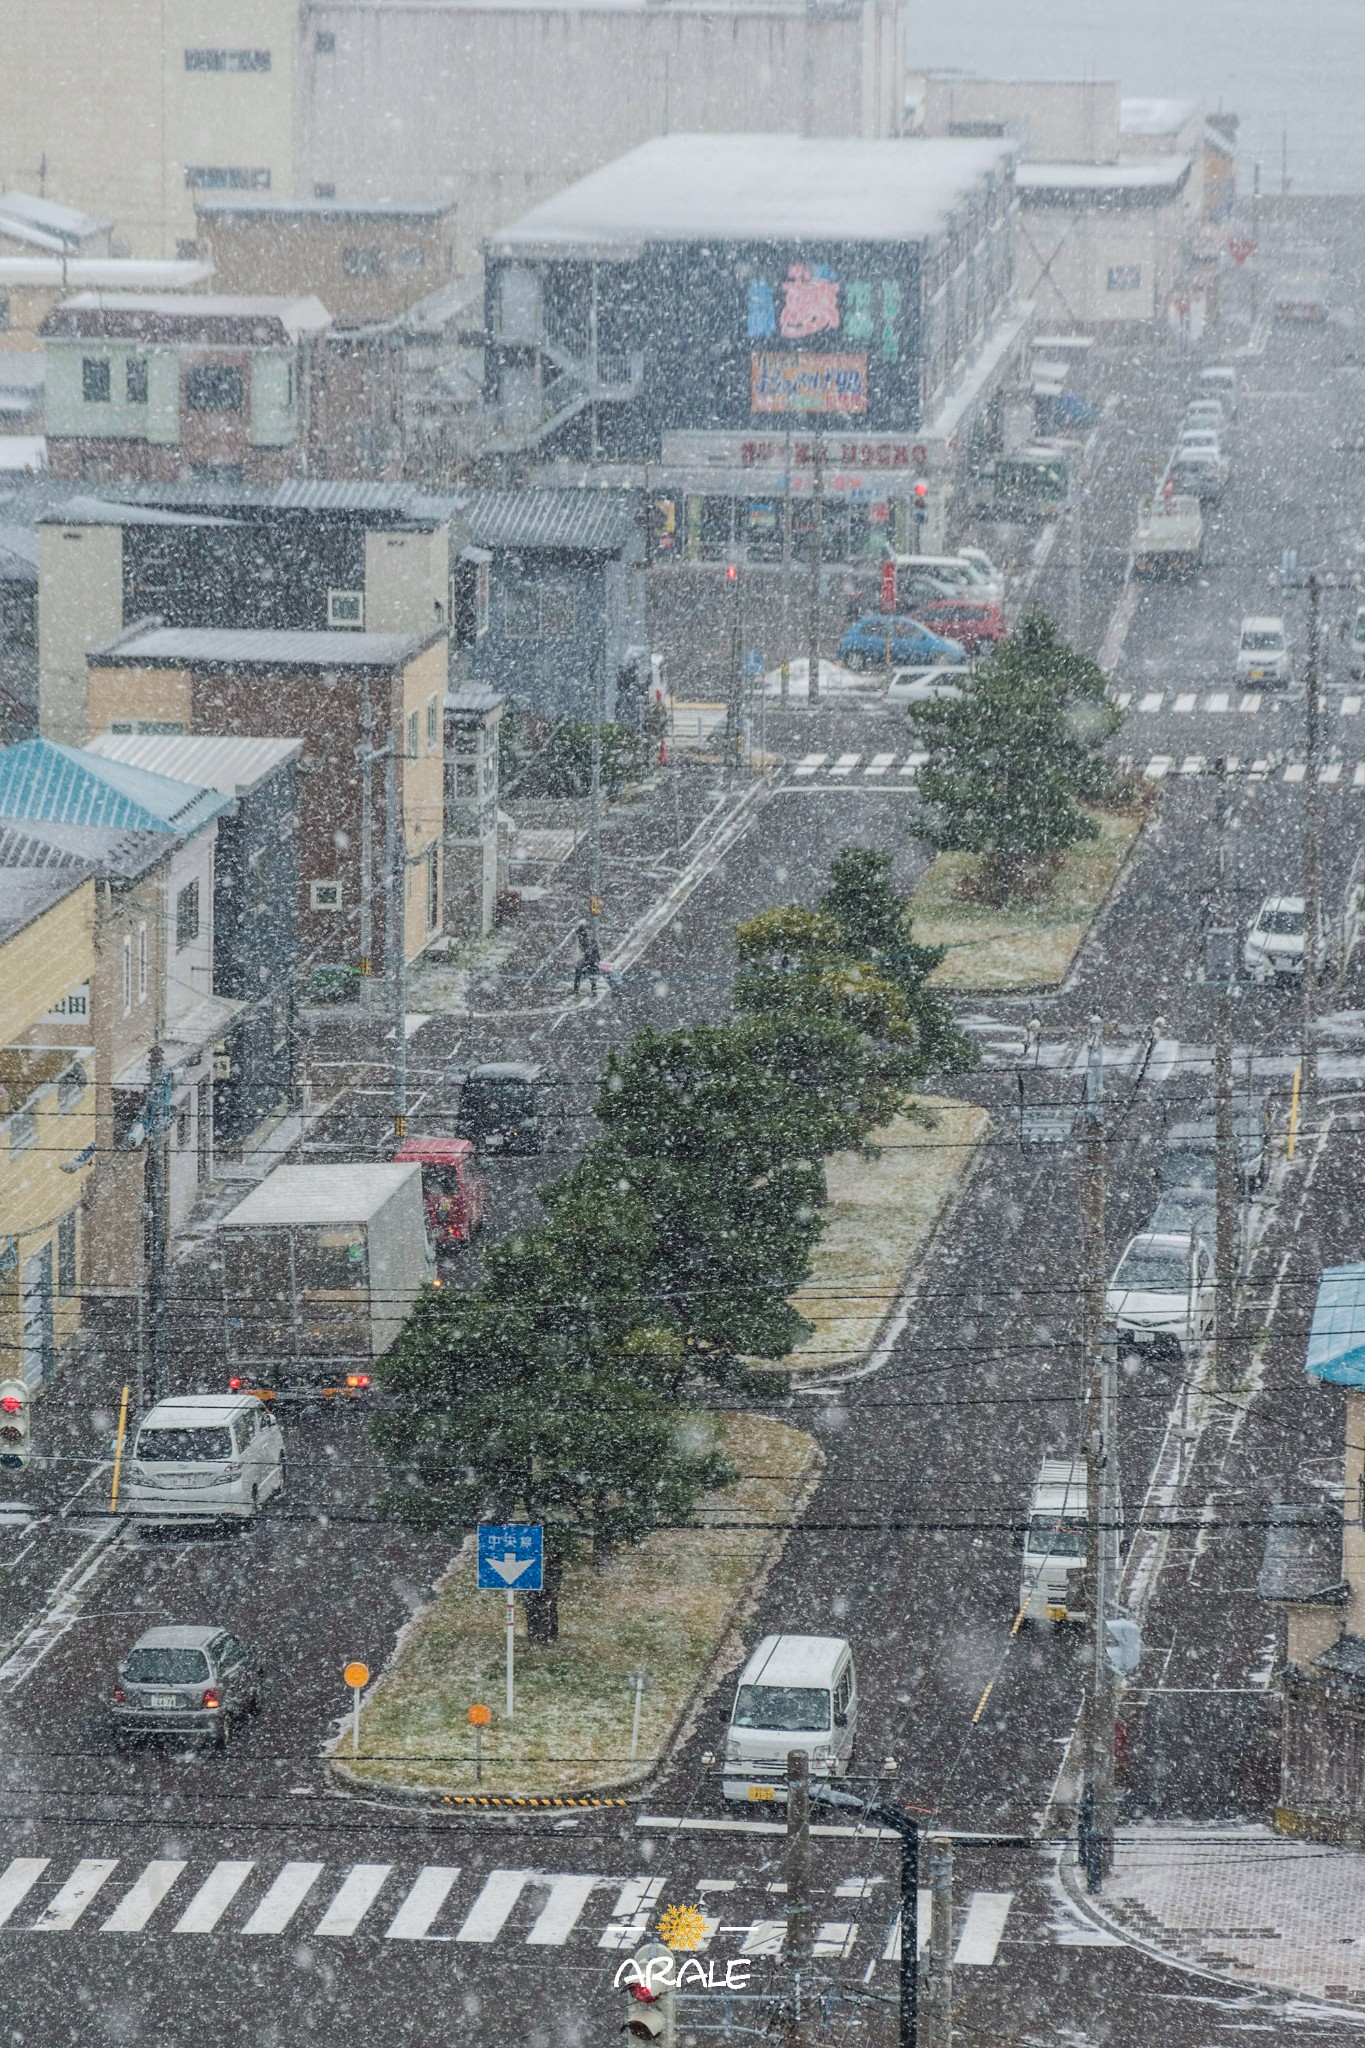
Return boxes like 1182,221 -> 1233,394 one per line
38,293 -> 332,485
83,626 -> 448,978
88,733 -> 302,1147
0,0 -> 904,264
913,76 -> 1205,329
192,195 -> 457,325
0,863 -> 97,1388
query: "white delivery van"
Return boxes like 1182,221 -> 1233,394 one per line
121,1394 -> 284,1526
723,1634 -> 857,1803
1020,1458 -> 1088,1623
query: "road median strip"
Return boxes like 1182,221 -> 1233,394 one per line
334,1412 -> 821,1799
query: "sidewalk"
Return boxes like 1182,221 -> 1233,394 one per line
1068,1823 -> 1365,2008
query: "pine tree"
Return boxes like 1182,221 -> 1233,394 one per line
909,613 -> 1120,905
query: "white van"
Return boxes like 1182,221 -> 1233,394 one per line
1020,1458 -> 1088,1623
121,1394 -> 285,1526
722,1634 -> 856,1803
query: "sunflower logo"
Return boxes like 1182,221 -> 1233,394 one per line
658,1901 -> 708,1952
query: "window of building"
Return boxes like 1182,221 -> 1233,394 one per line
109,720 -> 185,736
406,709 -> 420,759
426,845 -> 440,930
284,363 -> 294,407
176,1105 -> 191,1149
126,356 -> 148,404
184,166 -> 271,191
400,245 -> 426,269
539,584 -> 576,638
314,29 -> 336,53
56,1061 -> 87,1113
342,246 -> 386,278
189,463 -> 244,485
426,695 -> 439,749
1107,265 -> 1143,293
504,584 -> 539,639
122,933 -> 133,1014
57,1210 -> 77,1296
137,921 -> 148,1001
82,357 -> 111,403
185,47 -> 272,71
454,760 -> 477,798
327,589 -> 364,628
175,239 -> 201,261
185,364 -> 245,412
475,562 -> 490,638
313,182 -> 336,199
0,298 -> 9,333
310,880 -> 342,911
8,1106 -> 36,1155
175,879 -> 199,952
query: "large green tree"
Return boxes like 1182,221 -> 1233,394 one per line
908,613 -> 1120,904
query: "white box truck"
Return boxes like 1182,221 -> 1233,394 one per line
1131,492 -> 1203,574
218,1163 -> 433,1397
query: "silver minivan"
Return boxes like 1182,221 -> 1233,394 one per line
120,1394 -> 285,1526
722,1634 -> 857,1803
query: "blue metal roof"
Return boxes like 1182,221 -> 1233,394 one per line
0,740 -> 231,838
1305,1264 -> 1365,1391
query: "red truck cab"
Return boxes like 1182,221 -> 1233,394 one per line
392,1137 -> 486,1248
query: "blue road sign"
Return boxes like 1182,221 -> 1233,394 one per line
477,1522 -> 544,1592
743,650 -> 765,678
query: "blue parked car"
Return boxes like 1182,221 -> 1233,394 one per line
839,614 -> 967,671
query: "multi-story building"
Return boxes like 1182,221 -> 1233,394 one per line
0,0 -> 904,264
191,196 -> 458,325
82,626 -> 448,978
38,293 -> 332,485
0,863 -> 97,1388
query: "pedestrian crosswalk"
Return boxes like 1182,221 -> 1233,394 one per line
788,751 -> 928,783
1131,754 -> 1365,783
0,1853 -> 1015,1964
1115,688 -> 1362,717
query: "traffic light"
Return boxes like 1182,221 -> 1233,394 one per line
913,479 -> 929,525
620,1943 -> 676,2045
0,1379 -> 30,1469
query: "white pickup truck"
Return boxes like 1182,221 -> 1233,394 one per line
1132,492 -> 1203,574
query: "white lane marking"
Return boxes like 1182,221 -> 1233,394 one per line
1355,763 -> 1365,787
1113,690 -> 1132,709
1138,692 -> 1164,713
313,1864 -> 393,1938
1284,762 -> 1307,783
1174,692 -> 1197,712
1321,761 -> 1343,784
866,753 -> 895,776
1204,691 -> 1230,712
173,1861 -> 255,1934
1144,756 -> 1171,779
1239,692 -> 1262,712
1180,755 -> 1205,774
739,1920 -> 786,1954
899,752 -> 929,776
880,1892 -> 933,1961
816,1921 -> 859,1958
241,1861 -> 324,1936
830,753 -> 861,777
526,1874 -> 604,1945
793,754 -> 827,777
31,1859 -> 119,1931
607,1877 -> 663,1920
100,1861 -> 186,1933
1342,695 -> 1362,716
1098,582 -> 1139,673
637,1815 -> 898,1839
385,1866 -> 462,1941
0,1860 -> 49,1927
1248,758 -> 1270,778
954,1890 -> 1013,1965
455,1869 -> 534,1943
600,1921 -> 649,1950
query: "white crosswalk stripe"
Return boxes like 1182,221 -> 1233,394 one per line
0,1854 -> 1023,1966
1124,687 -> 1365,717
1173,692 -> 1197,712
1133,754 -> 1365,784
1345,695 -> 1362,716
1241,692 -> 1262,712
830,752 -> 860,777
793,753 -> 827,776
866,752 -> 896,776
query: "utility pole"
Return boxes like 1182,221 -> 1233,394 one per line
810,1784 -> 918,2047
1302,569 -> 1323,1107
921,1835 -> 954,2048
142,1043 -> 172,1412
358,678 -> 377,1011
588,659 -> 604,940
784,1750 -> 814,2048
384,734 -> 407,1140
807,437 -> 824,703
724,565 -> 742,787
1211,763 -> 1239,1394
1079,1014 -> 1115,1889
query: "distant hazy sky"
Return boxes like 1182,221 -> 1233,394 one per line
905,0 -> 1361,193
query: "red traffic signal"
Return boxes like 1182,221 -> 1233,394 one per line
725,564 -> 738,582
913,480 -> 929,501
0,1378 -> 30,1469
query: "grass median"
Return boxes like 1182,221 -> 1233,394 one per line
341,1412 -> 821,1798
773,1100 -> 989,1377
908,802 -> 1147,991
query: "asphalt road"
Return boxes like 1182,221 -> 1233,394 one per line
6,271 -> 1365,2047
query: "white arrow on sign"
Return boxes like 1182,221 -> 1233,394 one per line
486,1552 -> 537,1585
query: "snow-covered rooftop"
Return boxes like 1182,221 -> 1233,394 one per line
489,135 -> 1014,253
1017,157 -> 1193,193
1120,97 -> 1201,136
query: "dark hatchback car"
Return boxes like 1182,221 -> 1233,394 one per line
1159,1093 -> 1271,1195
454,1061 -> 545,1156
112,1624 -> 263,1748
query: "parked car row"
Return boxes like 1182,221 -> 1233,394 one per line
1162,370 -> 1235,502
838,548 -> 1008,671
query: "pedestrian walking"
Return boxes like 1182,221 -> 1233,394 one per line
572,919 -> 601,996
